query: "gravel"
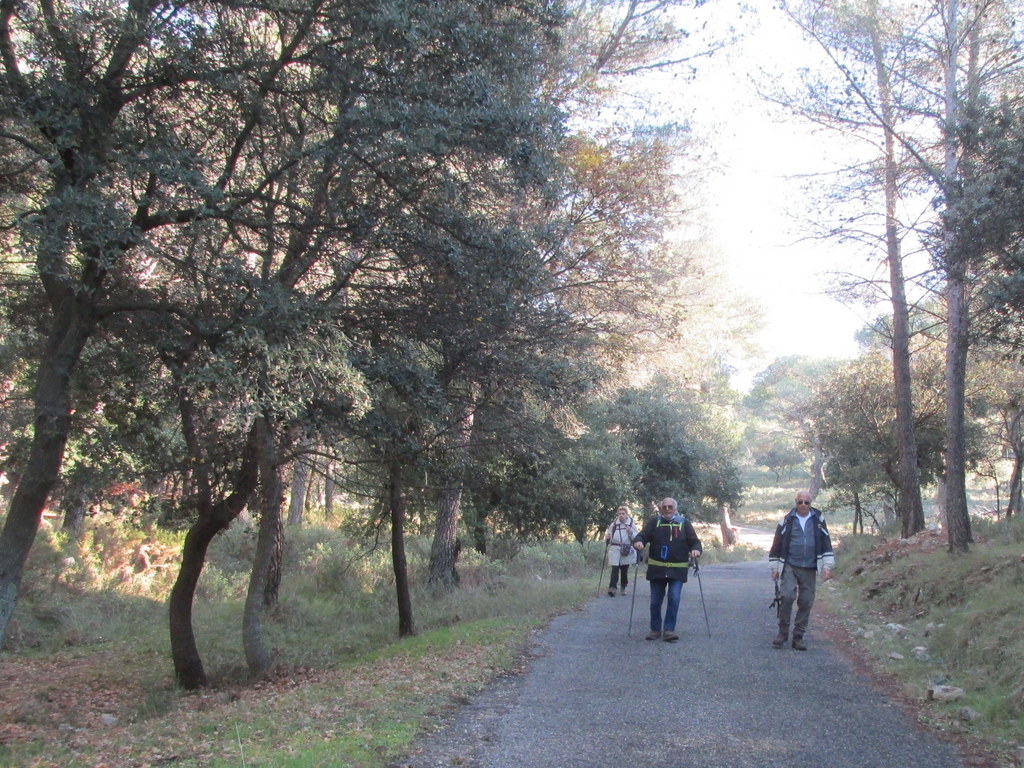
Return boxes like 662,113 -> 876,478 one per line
393,560 -> 966,768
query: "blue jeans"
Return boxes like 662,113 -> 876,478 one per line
649,578 -> 683,632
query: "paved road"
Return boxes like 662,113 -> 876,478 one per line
395,560 -> 966,768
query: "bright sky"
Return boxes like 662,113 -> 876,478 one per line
678,3 -> 877,387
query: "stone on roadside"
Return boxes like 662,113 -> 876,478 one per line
927,684 -> 965,703
958,707 -> 980,722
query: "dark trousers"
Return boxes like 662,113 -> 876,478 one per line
609,564 -> 629,589
779,566 -> 817,638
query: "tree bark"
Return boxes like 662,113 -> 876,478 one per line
0,299 -> 93,645
169,429 -> 259,689
718,505 -> 736,548
287,454 -> 310,526
61,493 -> 88,541
389,459 -> 415,638
941,0 -> 973,554
323,460 -> 335,519
870,21 -> 925,538
944,274 -> 972,552
1007,456 -> 1022,520
428,391 -> 476,590
244,416 -> 283,680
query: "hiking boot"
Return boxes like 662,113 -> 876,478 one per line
791,636 -> 807,651
646,630 -> 661,641
771,632 -> 788,649
607,589 -> 616,597
618,587 -> 626,596
662,631 -> 679,642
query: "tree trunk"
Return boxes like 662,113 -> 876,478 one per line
0,471 -> 18,512
1007,451 -> 1022,520
389,460 -> 415,638
940,0 -> 972,554
718,505 -> 736,548
808,435 -> 826,498
244,416 -> 283,679
61,493 -> 88,541
428,392 -> 476,590
169,429 -> 259,689
473,500 -> 490,554
944,274 -> 972,552
429,484 -> 463,589
870,25 -> 926,538
323,460 -> 335,519
287,454 -> 310,526
0,299 -> 93,645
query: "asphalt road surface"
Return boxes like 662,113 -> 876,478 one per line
394,559 -> 966,768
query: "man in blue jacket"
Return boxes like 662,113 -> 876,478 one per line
768,490 -> 835,650
633,497 -> 702,642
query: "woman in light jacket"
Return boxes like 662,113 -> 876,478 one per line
604,506 -> 638,596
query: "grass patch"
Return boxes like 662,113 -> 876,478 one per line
0,521 -> 614,768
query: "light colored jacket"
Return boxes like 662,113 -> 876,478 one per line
605,517 -> 638,566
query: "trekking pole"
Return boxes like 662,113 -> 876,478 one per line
627,547 -> 643,636
596,543 -> 607,596
691,557 -> 711,638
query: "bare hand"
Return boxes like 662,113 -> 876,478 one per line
822,568 -> 833,581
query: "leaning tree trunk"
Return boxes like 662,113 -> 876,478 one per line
718,505 -> 736,548
169,429 -> 259,689
808,432 -> 826,498
0,299 -> 93,646
389,459 -> 415,638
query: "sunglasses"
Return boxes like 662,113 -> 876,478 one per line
796,500 -> 811,506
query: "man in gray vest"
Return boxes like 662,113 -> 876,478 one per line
768,490 -> 834,650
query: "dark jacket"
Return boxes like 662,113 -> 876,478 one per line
768,507 -> 835,575
634,513 -> 702,582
